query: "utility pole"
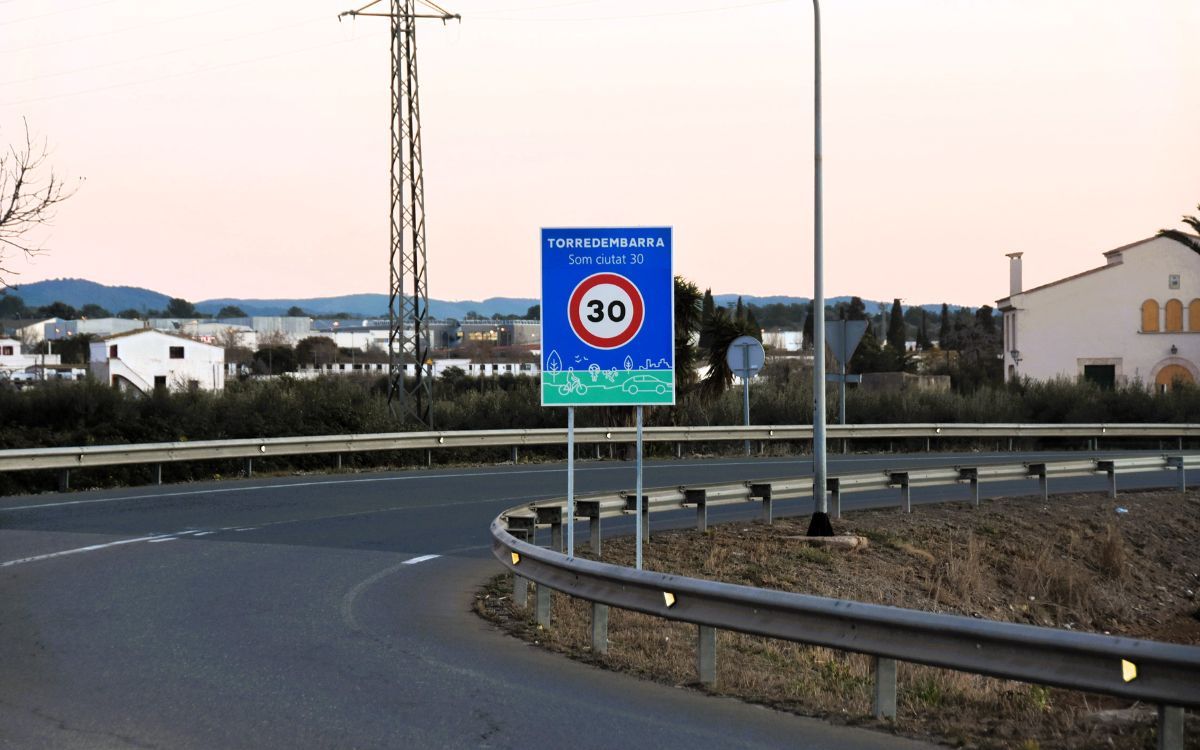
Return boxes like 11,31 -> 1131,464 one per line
339,0 -> 458,427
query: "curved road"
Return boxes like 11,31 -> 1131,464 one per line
1,451 -> 1189,749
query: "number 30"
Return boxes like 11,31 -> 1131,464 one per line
586,299 -> 626,323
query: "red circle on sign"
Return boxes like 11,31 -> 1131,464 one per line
568,272 -> 645,349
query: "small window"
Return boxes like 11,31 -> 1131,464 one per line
1083,364 -> 1116,390
1165,299 -> 1184,332
109,345 -> 118,358
169,346 -> 185,359
154,375 -> 167,389
1169,274 -> 1181,290
1,346 -> 12,356
1141,300 -> 1160,332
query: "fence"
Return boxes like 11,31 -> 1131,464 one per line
3,423 -> 1199,491
490,453 -> 1200,749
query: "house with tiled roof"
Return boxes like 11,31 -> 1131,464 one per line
997,235 -> 1200,390
89,329 -> 224,393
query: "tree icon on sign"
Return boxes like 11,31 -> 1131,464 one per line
624,356 -> 633,371
547,350 -> 562,373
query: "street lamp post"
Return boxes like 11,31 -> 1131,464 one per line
808,0 -> 833,537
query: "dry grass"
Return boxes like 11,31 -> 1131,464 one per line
476,489 -> 1200,749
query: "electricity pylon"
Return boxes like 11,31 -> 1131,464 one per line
339,0 -> 458,427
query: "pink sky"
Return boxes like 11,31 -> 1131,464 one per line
3,0 -> 1198,307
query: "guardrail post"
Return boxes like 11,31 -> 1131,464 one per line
641,497 -> 650,542
589,516 -> 602,557
750,483 -> 773,525
697,625 -> 717,685
1167,457 -> 1186,492
155,463 -> 163,485
685,489 -> 708,532
1027,463 -> 1047,501
959,468 -> 979,507
1158,705 -> 1183,750
244,458 -> 253,478
513,575 -> 528,608
676,442 -> 682,459
336,454 -> 343,470
827,478 -> 841,519
57,469 -> 70,492
1097,460 -> 1117,498
538,507 -> 565,552
591,603 -> 609,655
535,584 -> 552,628
872,656 -> 897,719
511,446 -> 518,464
891,472 -> 911,513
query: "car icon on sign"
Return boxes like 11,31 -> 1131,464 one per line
622,374 -> 668,395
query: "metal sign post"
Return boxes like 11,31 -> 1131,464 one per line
567,406 -> 575,556
726,335 -> 766,457
541,227 -> 674,569
825,319 -> 867,427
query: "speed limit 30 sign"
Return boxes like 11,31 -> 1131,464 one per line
541,227 -> 674,406
568,272 -> 645,349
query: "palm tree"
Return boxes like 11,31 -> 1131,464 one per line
1158,204 -> 1200,254
673,276 -> 703,398
700,307 -> 761,400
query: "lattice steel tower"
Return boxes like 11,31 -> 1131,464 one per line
340,0 -> 458,427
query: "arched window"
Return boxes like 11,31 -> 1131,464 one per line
1165,299 -> 1184,332
1189,299 -> 1200,332
1141,299 -> 1160,332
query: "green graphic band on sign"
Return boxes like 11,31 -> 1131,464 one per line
541,227 -> 674,406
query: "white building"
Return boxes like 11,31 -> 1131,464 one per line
52,318 -> 144,339
997,235 -> 1200,390
0,337 -> 62,379
90,330 -> 225,393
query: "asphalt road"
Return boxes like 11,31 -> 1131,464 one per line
1,450 -> 1191,749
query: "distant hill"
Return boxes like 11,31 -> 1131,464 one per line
5,278 -> 170,313
6,278 -> 968,320
5,280 -> 539,319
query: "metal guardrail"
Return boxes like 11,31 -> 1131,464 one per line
490,454 -> 1199,748
1,423 -> 1198,477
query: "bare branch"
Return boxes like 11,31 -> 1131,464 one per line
0,119 -> 79,287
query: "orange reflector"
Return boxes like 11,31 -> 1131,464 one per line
510,552 -> 520,565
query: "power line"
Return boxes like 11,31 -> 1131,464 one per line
1,0 -> 258,55
2,0 -> 122,25
1,33 -> 382,107
1,15 -> 331,88
471,0 -> 786,22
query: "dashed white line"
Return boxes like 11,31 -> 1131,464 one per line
0,533 -> 178,567
147,537 -> 179,543
402,554 -> 441,565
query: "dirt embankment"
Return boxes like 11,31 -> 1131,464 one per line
477,489 -> 1200,749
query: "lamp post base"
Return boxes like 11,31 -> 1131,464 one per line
806,511 -> 834,537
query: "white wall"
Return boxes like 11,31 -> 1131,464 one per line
1000,237 -> 1200,388
90,331 -> 225,392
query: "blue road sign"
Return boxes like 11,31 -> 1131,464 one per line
541,227 -> 674,406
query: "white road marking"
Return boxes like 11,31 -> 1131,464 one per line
402,554 -> 440,565
147,537 -> 179,543
191,531 -> 215,536
0,533 -> 178,567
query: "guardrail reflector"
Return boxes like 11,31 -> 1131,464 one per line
1121,659 -> 1137,682
510,552 -> 520,565
663,592 -> 676,608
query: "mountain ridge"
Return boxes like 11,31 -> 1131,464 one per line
3,278 -> 971,319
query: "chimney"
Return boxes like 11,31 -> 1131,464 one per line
1006,252 -> 1023,296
